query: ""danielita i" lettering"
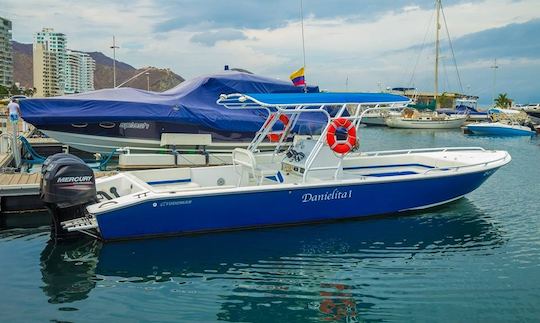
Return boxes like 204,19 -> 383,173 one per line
301,189 -> 352,203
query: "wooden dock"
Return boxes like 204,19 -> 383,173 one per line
0,172 -> 41,196
0,171 -> 117,225
0,171 -> 116,197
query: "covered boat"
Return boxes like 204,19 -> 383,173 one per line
40,92 -> 510,241
20,72 -> 323,154
437,98 -> 488,121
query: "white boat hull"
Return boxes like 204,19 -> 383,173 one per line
41,130 -> 281,154
466,122 -> 535,136
361,116 -> 387,126
385,116 -> 467,129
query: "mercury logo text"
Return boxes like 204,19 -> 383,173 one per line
56,176 -> 93,183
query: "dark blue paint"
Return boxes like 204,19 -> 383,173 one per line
467,125 -> 535,136
344,163 -> 434,170
97,169 -> 496,240
146,178 -> 191,185
363,171 -> 418,177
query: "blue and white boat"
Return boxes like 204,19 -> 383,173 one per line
465,108 -> 536,136
41,92 -> 511,241
20,72 -> 323,154
466,122 -> 535,136
438,98 -> 489,121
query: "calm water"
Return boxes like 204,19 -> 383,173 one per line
1,128 -> 539,322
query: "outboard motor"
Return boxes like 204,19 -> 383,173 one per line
41,153 -> 97,240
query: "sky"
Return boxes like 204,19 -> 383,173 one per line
2,0 -> 540,104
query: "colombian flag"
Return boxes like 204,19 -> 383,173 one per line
289,67 -> 306,87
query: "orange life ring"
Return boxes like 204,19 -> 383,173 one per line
326,118 -> 357,154
265,114 -> 290,142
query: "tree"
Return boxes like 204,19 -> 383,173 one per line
0,85 -> 8,98
23,87 -> 36,97
494,93 -> 512,108
9,84 -> 21,96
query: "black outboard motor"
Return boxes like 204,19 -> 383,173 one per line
41,153 -> 98,240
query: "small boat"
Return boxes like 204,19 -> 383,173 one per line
465,108 -> 536,136
385,108 -> 467,129
40,92 -> 510,241
523,103 -> 540,124
360,109 -> 402,126
465,122 -> 535,136
437,98 -> 489,121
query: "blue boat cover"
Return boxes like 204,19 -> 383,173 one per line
20,72 -> 321,132
243,92 -> 410,106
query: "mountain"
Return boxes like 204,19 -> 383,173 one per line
12,41 -> 33,88
11,41 -> 184,92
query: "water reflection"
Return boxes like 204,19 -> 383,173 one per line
40,239 -> 102,303
40,199 -> 504,321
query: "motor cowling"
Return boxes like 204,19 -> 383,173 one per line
40,153 -> 98,240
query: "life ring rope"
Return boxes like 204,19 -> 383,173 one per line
326,117 -> 357,154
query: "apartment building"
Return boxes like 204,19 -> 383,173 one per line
0,17 -> 13,87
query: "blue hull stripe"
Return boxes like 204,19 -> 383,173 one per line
363,171 -> 418,177
147,178 -> 191,185
96,168 -> 499,241
344,163 -> 434,170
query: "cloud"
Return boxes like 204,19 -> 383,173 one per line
2,0 -> 540,104
152,0 -> 469,32
451,19 -> 540,60
190,30 -> 247,46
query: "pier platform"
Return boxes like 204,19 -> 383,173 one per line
0,171 -> 116,227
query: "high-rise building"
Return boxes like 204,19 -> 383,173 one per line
65,50 -> 95,94
79,52 -> 95,93
0,17 -> 13,87
33,42 -> 62,97
33,28 -> 67,96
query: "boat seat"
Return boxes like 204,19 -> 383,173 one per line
232,148 -> 281,185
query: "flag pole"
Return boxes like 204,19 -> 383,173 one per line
300,0 -> 307,92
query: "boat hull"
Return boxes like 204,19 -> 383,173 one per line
385,117 -> 467,129
466,123 -> 535,136
525,111 -> 540,124
41,129 -> 279,154
360,116 -> 387,126
95,169 -> 497,241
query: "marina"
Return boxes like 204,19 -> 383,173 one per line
1,126 -> 539,322
42,92 -> 510,241
1,0 -> 540,321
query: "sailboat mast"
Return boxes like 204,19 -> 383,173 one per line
434,0 -> 441,100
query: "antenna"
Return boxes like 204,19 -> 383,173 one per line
490,59 -> 499,104
110,36 -> 120,88
299,0 -> 307,92
434,0 -> 441,100
300,0 -> 306,70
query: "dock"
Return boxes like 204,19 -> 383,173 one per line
0,170 -> 116,228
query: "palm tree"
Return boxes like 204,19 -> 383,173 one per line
494,93 -> 512,108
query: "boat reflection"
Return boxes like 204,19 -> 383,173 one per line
40,239 -> 102,304
40,198 -> 503,320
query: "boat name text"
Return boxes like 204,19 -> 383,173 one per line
119,122 -> 150,130
156,200 -> 192,207
302,189 -> 352,203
